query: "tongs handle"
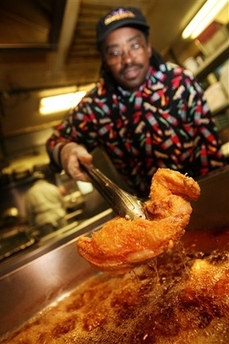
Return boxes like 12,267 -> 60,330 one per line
80,163 -> 145,220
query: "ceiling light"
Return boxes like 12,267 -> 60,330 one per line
39,91 -> 86,115
182,0 -> 228,39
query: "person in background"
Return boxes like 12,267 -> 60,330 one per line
46,6 -> 226,199
24,171 -> 67,238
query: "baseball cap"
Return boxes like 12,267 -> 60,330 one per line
96,7 -> 150,47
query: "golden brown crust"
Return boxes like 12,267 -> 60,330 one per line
77,168 -> 200,274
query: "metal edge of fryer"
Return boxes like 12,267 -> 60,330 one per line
187,165 -> 229,231
0,209 -> 115,338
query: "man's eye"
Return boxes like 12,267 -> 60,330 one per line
109,50 -> 121,58
131,43 -> 141,50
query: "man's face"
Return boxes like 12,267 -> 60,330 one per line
101,27 -> 152,92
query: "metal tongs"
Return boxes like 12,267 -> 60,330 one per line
80,163 -> 146,220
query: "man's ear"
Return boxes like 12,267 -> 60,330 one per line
147,44 -> 152,58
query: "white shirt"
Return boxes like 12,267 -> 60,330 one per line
25,179 -> 66,228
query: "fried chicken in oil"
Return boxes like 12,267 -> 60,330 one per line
77,168 -> 200,274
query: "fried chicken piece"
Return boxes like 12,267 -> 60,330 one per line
77,168 -> 200,274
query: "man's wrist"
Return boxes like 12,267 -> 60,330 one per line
53,142 -> 67,167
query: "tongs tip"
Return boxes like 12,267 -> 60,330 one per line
80,163 -> 146,221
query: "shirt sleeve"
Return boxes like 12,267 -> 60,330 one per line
46,90 -> 101,172
184,71 -> 226,176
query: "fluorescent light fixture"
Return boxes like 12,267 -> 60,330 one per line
182,0 -> 228,39
39,91 -> 86,115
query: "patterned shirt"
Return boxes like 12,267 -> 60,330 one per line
46,61 -> 225,197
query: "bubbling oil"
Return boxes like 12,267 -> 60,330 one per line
1,236 -> 229,344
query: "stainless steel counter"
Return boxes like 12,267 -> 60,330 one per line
0,208 -> 114,278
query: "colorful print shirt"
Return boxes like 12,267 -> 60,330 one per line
46,62 -> 225,197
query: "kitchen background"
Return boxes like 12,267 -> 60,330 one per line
0,0 -> 228,228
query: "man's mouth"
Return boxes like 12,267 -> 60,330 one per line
121,65 -> 142,79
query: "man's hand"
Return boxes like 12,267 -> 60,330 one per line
60,142 -> 92,181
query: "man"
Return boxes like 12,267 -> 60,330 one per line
25,171 -> 67,237
46,6 -> 225,198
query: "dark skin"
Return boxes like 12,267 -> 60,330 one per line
101,27 -> 152,93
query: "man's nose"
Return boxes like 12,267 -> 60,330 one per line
121,49 -> 133,65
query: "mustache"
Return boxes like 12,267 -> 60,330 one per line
119,63 -> 143,75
